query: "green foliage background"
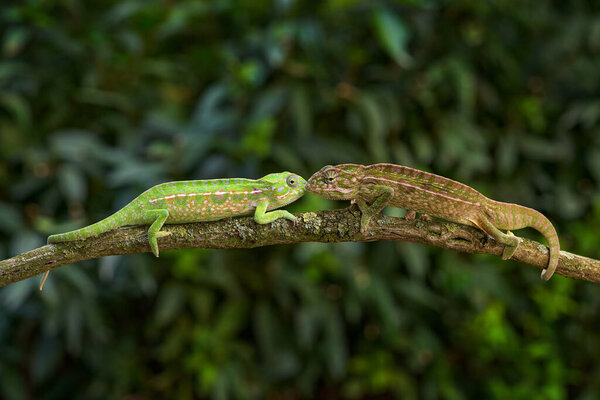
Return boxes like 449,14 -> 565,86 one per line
2,1 -> 600,399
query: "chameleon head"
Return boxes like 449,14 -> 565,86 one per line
260,171 -> 307,208
306,164 -> 363,200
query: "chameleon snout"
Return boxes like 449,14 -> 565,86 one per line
305,174 -> 323,192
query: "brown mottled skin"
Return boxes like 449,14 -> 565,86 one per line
307,164 -> 560,280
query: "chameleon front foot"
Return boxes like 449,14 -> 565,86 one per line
254,200 -> 298,224
359,214 -> 373,234
149,231 -> 172,257
404,210 -> 416,220
355,186 -> 394,233
356,200 -> 375,233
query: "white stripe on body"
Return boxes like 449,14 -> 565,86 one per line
149,189 -> 264,204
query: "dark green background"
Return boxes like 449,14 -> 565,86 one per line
1,1 -> 600,399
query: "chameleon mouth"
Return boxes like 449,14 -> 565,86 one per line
306,183 -> 355,197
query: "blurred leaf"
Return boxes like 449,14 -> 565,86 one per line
154,283 -> 185,328
0,203 -> 24,233
0,279 -> 35,310
0,1 -> 598,399
324,305 -> 347,379
354,92 -> 389,161
2,28 -> 29,57
32,336 -> 62,384
0,92 -> 31,127
0,364 -> 27,400
241,117 -> 276,157
291,86 -> 313,140
57,164 -> 87,203
371,8 -> 413,67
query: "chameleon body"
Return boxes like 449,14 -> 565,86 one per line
307,164 -> 559,280
44,172 -> 306,287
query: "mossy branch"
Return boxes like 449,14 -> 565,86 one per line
0,206 -> 598,287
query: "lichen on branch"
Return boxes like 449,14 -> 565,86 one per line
0,206 -> 597,287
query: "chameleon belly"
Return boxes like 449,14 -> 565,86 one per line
145,186 -> 264,224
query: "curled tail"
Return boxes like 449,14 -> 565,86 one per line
489,201 -> 560,280
528,209 -> 560,280
47,208 -> 129,244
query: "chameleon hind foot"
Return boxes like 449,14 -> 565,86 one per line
472,217 -> 522,260
501,230 -> 523,260
403,211 -> 431,222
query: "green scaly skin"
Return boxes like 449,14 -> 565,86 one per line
43,172 -> 306,288
307,164 -> 560,281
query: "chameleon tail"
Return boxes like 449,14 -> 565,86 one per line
47,207 -> 129,244
490,201 -> 560,280
42,207 -> 132,290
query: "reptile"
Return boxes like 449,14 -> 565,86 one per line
43,172 -> 307,289
306,163 -> 560,280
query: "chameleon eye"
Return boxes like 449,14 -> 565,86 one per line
286,175 -> 298,187
324,170 -> 336,184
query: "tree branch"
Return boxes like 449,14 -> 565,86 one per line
0,206 -> 598,287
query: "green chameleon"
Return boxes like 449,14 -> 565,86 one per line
43,172 -> 307,288
307,163 -> 560,280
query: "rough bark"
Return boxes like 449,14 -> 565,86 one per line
0,206 -> 598,287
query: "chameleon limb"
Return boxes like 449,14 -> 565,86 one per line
39,172 -> 307,288
471,216 -> 522,260
404,210 -> 417,220
306,164 -> 561,281
356,185 -> 394,233
145,209 -> 171,257
254,199 -> 297,224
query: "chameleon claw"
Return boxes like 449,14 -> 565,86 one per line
501,237 -> 522,260
46,171 -> 307,269
359,217 -> 372,234
404,210 -> 416,220
306,163 -> 560,281
149,231 -> 171,257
